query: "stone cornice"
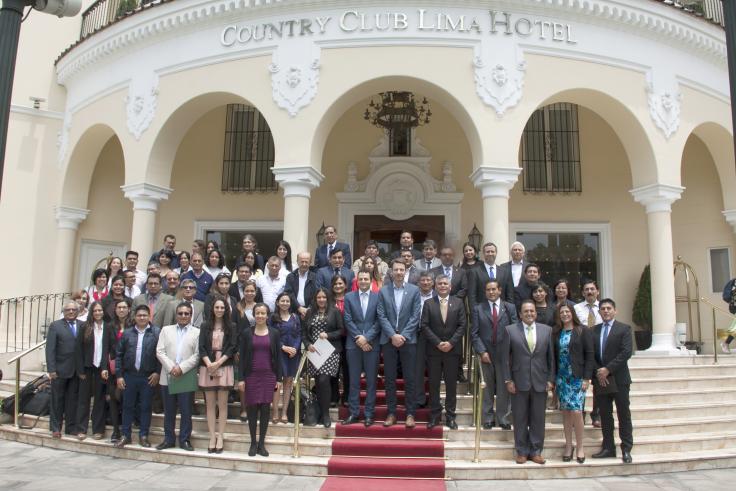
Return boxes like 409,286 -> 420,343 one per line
630,183 -> 685,213
55,0 -> 727,85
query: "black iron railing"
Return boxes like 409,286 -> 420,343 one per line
0,293 -> 72,352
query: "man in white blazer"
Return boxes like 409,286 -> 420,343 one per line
155,302 -> 201,451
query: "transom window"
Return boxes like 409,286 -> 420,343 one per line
521,103 -> 581,193
222,104 -> 277,192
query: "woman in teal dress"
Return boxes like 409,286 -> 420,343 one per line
554,304 -> 595,464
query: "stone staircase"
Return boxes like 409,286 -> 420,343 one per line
1,354 -> 736,479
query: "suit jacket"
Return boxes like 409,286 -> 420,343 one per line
553,327 -> 595,380
343,290 -> 381,349
315,265 -> 355,291
198,321 -> 238,366
162,298 -> 204,328
499,260 -> 525,287
132,292 -> 173,328
593,320 -> 632,385
502,322 -> 555,392
377,282 -> 422,345
421,295 -> 466,355
513,279 -> 548,313
468,263 -> 514,306
46,319 -> 81,378
75,321 -> 113,373
315,241 -> 352,270
203,293 -> 239,324
414,257 -> 442,272
284,269 -> 317,308
429,264 -> 468,300
228,282 -> 264,304
156,323 -> 201,386
470,300 -> 518,359
383,266 -> 421,286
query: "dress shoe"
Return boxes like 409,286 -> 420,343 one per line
457,373 -> 468,383
180,440 -> 194,451
622,449 -> 633,464
445,418 -> 458,430
499,423 -> 511,430
248,443 -> 257,456
592,419 -> 602,428
405,415 -> 416,428
115,436 -> 131,449
257,443 -> 269,457
342,415 -> 360,425
364,418 -> 374,428
426,417 -> 440,429
156,441 -> 175,451
383,414 -> 397,427
515,455 -> 527,464
139,437 -> 151,448
322,416 -> 332,428
76,432 -> 86,441
562,445 -> 574,462
529,454 -> 546,465
110,432 -> 121,443
51,431 -> 61,439
92,433 -> 103,440
239,414 -> 248,423
592,448 -> 616,459
482,421 -> 495,430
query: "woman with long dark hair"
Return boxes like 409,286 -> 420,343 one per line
459,242 -> 480,272
532,282 -> 555,326
270,292 -> 300,423
106,257 -> 124,287
303,288 -> 343,428
198,296 -> 237,453
204,249 -> 231,279
553,278 -> 577,310
275,240 -> 294,273
108,298 -> 131,442
101,275 -> 130,321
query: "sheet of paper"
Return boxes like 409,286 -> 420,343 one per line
307,337 -> 336,371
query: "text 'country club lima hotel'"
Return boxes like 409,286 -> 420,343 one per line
2,0 -> 736,481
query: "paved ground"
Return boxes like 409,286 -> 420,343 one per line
0,439 -> 733,490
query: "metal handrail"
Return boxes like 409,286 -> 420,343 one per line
472,353 -> 486,463
291,351 -> 310,458
9,340 -> 47,428
700,296 -> 736,364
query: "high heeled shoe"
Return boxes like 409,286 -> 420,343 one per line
215,433 -> 224,454
562,445 -> 574,462
577,450 -> 586,464
208,434 -> 217,454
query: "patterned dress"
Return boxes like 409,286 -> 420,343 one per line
555,329 -> 586,411
306,313 -> 340,377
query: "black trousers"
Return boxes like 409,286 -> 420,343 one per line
414,332 -> 427,406
50,376 -> 79,434
77,368 -> 107,434
427,351 -> 459,420
596,384 -> 633,453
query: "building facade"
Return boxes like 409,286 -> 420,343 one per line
2,0 -> 735,354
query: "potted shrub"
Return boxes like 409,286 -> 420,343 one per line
116,0 -> 138,17
632,265 -> 653,350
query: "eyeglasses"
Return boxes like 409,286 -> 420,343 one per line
176,311 -> 192,316
182,286 -> 196,289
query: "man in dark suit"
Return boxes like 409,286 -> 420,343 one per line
377,259 -> 422,428
284,252 -> 317,318
468,242 -> 514,306
46,301 -> 82,438
391,230 -> 422,260
498,241 -> 526,288
421,275 -> 466,429
315,249 -> 355,290
430,247 -> 467,300
342,270 -> 381,427
314,225 -> 352,270
513,263 -> 542,313
384,249 -> 421,286
471,279 -> 518,430
415,272 -> 437,408
592,298 -> 634,464
503,300 -> 555,464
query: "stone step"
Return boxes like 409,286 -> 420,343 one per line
628,355 -> 736,367
630,374 -> 736,390
627,364 -> 736,378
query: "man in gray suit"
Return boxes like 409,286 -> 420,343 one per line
46,301 -> 82,438
470,279 -> 518,430
161,279 -> 204,327
503,299 -> 555,464
132,273 -> 172,327
413,240 -> 442,272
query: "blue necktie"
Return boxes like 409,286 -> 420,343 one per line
68,321 -> 77,338
601,322 -> 611,354
488,265 -> 495,280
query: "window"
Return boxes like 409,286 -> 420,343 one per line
709,247 -> 732,293
521,103 -> 581,193
222,104 -> 277,192
389,127 -> 411,156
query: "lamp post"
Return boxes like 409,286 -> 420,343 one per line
723,0 -> 736,174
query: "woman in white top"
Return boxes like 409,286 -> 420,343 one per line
204,249 -> 231,279
275,240 -> 294,274
106,257 -> 124,288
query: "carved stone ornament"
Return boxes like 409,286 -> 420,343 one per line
439,161 -> 456,192
126,71 -> 159,140
56,110 -> 72,168
345,161 -> 360,192
381,176 -> 420,220
269,43 -> 321,117
474,40 -> 527,117
646,72 -> 681,139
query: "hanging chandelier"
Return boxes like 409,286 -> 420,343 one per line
363,91 -> 432,131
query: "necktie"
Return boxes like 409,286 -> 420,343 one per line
361,292 -> 368,318
149,295 -> 157,318
440,298 -> 448,322
426,260 -> 432,270
68,321 -> 76,338
587,304 -> 595,327
445,266 -> 452,279
488,265 -> 495,280
491,302 -> 498,345
334,268 -> 340,276
327,244 -> 333,259
525,325 -> 535,352
601,322 -> 611,354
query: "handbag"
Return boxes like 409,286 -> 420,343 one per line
287,385 -> 321,426
592,373 -> 618,395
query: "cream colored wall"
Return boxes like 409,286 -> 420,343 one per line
672,135 -> 736,352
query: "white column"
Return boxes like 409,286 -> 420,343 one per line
723,209 -> 736,234
121,183 -> 172,261
54,206 -> 90,292
470,166 -> 522,263
630,183 -> 685,355
272,166 -> 324,256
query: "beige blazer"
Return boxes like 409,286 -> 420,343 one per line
156,323 -> 200,386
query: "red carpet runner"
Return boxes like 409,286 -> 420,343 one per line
321,370 -> 447,490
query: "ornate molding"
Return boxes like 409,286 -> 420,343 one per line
369,131 -> 430,158
121,182 -> 173,211
56,110 -> 72,168
272,165 -> 324,198
723,209 -> 736,234
126,71 -> 159,140
470,166 -> 522,199
473,40 -> 527,116
646,71 -> 682,139
269,43 -> 320,117
630,183 -> 685,213
54,205 -> 90,230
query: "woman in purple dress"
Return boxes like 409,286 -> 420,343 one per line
238,303 -> 282,457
